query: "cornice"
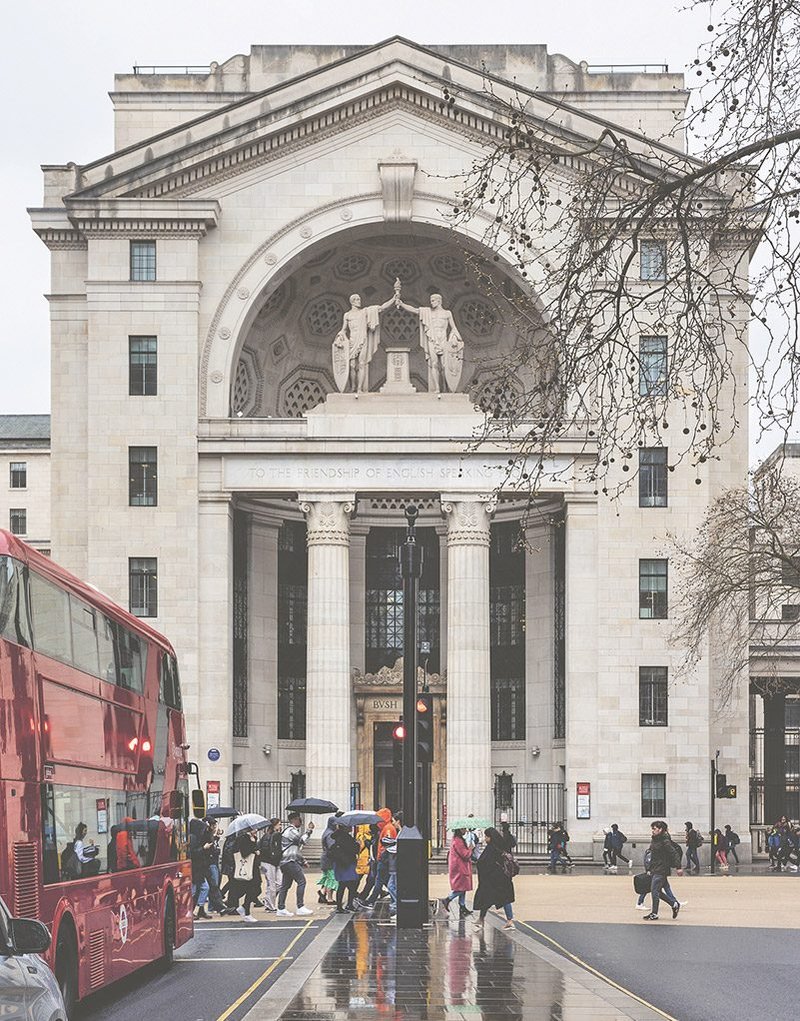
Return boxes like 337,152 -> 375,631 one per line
36,229 -> 87,251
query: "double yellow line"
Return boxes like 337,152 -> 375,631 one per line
518,921 -> 679,1021
215,919 -> 315,1021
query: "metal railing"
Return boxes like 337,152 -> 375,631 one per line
495,781 -> 567,854
233,781 -> 292,819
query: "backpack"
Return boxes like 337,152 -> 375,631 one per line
61,842 -> 81,880
258,831 -> 282,867
668,839 -> 683,869
500,850 -> 520,880
728,831 -> 740,847
695,832 -> 704,847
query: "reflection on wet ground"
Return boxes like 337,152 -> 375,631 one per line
279,908 -> 646,1020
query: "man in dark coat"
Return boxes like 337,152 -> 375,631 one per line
643,820 -> 684,920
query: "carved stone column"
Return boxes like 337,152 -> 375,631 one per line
298,494 -> 355,810
441,495 -> 496,821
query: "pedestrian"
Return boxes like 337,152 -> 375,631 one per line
609,824 -> 632,871
775,815 -> 792,871
220,829 -> 237,899
547,822 -> 572,871
190,817 -> 213,918
317,815 -> 340,906
723,825 -> 740,866
713,828 -> 729,870
230,827 -> 261,922
788,824 -> 800,871
473,827 -> 515,930
382,832 -> 398,917
353,824 -> 372,900
363,808 -> 398,906
767,823 -> 781,870
440,827 -> 473,919
498,812 -> 517,850
258,818 -> 283,912
205,820 -> 227,915
684,821 -> 702,873
602,828 -> 614,870
332,823 -> 360,912
277,811 -> 314,917
642,820 -> 684,921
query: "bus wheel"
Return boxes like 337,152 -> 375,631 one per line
160,893 -> 176,970
54,921 -> 78,1018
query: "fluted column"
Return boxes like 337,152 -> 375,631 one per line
441,495 -> 496,820
298,494 -> 355,811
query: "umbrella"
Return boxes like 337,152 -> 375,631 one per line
224,813 -> 271,837
285,798 -> 339,814
206,806 -> 239,819
336,810 -> 382,827
448,817 -> 492,831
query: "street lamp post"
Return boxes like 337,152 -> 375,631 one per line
396,505 -> 429,928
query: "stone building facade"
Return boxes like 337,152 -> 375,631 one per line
0,416 -> 51,553
30,39 -> 757,855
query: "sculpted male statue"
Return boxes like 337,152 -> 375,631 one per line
395,292 -> 464,393
332,293 -> 395,393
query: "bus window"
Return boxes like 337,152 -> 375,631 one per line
42,784 -> 108,882
29,572 -> 72,666
159,653 -> 182,710
69,596 -> 101,678
0,556 -> 31,648
97,614 -> 116,684
112,624 -> 145,694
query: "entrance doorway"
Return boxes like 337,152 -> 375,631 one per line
373,721 -> 401,812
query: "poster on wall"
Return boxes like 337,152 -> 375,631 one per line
576,782 -> 591,820
206,780 -> 221,810
96,798 -> 108,834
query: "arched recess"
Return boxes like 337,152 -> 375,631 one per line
200,193 -> 551,418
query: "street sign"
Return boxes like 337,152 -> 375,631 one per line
576,781 -> 591,819
206,779 -> 221,809
207,747 -> 221,762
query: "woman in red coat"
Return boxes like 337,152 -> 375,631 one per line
440,828 -> 473,919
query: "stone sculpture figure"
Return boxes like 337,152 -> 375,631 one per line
332,293 -> 395,393
395,292 -> 464,393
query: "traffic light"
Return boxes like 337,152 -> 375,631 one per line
392,718 -> 405,772
715,773 -> 737,798
416,693 -> 434,763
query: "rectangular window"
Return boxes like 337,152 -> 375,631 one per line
159,653 -> 182,710
639,559 -> 668,619
782,604 -> 800,622
639,448 -> 668,507
9,509 -> 26,535
278,676 -> 307,741
639,336 -> 668,396
129,557 -> 157,618
129,337 -> 157,396
782,556 -> 800,588
641,773 -> 666,817
639,666 -> 668,726
0,555 -> 32,647
9,462 -> 27,489
128,447 -> 158,507
640,240 -> 667,281
69,595 -> 101,678
29,572 -> 72,664
130,241 -> 156,282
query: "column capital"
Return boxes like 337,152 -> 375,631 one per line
298,494 -> 356,547
440,495 -> 497,547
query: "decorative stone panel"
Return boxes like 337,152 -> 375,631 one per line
458,297 -> 498,337
382,256 -> 419,284
305,296 -> 346,337
230,347 -> 264,417
334,253 -> 371,280
430,253 -> 465,279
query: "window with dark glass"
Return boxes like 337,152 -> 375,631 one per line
10,462 -> 27,489
639,448 -> 668,507
365,527 -> 440,675
232,510 -> 249,737
640,240 -> 667,281
782,604 -> 800,622
639,336 -> 668,396
278,521 -> 307,739
129,337 -> 157,396
639,666 -> 668,726
0,555 -> 31,647
9,509 -> 26,535
641,773 -> 666,816
129,557 -> 157,618
639,559 -> 668,619
130,240 -> 156,281
159,653 -> 182,710
490,521 -> 525,741
782,555 -> 800,587
129,446 -> 158,507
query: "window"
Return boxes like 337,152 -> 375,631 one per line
69,596 -> 102,677
129,337 -> 157,396
112,622 -> 145,692
490,521 -> 526,741
639,559 -> 668,619
9,509 -> 27,535
129,557 -> 157,618
159,653 -> 182,710
129,447 -> 157,506
639,448 -> 668,507
639,336 -> 668,396
782,604 -> 800,622
639,667 -> 668,726
782,556 -> 800,588
29,572 -> 72,664
9,462 -> 26,489
640,240 -> 666,281
278,521 -> 307,741
0,555 -> 31,647
130,241 -> 156,282
641,774 -> 666,816
278,676 -> 307,741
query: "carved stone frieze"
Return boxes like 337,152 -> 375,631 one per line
352,658 -> 446,693
441,497 -> 497,547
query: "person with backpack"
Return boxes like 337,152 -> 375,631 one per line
608,823 -> 632,871
331,823 -> 360,913
713,828 -> 729,870
317,815 -> 340,906
473,827 -> 516,931
684,821 -> 703,873
723,825 -> 740,865
642,820 -> 684,921
258,818 -> 283,912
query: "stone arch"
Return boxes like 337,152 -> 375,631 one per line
200,193 -> 549,418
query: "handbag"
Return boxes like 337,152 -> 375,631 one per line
633,872 -> 651,896
233,851 -> 254,882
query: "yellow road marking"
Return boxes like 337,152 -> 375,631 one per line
518,921 -> 680,1021
213,918 -> 314,1021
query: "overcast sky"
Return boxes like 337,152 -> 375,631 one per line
12,1 -> 786,459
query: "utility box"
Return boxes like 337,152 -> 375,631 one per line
396,825 -> 429,928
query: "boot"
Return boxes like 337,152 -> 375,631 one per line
459,905 -> 472,919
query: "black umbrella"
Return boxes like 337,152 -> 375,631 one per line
285,797 -> 339,814
206,806 -> 239,819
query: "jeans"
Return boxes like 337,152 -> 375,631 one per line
650,874 -> 677,915
206,864 -> 226,912
366,855 -> 390,904
685,847 -> 700,871
192,870 -> 209,908
261,862 -> 282,911
278,859 -> 306,910
445,890 -> 467,907
728,845 -> 739,864
479,902 -> 513,921
387,871 -> 397,914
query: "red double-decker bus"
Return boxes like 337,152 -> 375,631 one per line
0,530 -> 196,1014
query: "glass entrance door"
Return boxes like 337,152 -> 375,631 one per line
373,721 -> 401,812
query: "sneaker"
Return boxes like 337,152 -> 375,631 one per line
236,906 -> 246,919
642,913 -> 659,920
335,907 -> 346,914
459,906 -> 473,918
502,920 -> 515,930
244,914 -> 257,923
296,906 -> 313,916
440,897 -> 451,913
635,902 -> 648,910
473,920 -> 484,930
276,908 -> 294,917
610,866 -> 618,873
672,902 -> 681,920
628,860 -> 634,869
